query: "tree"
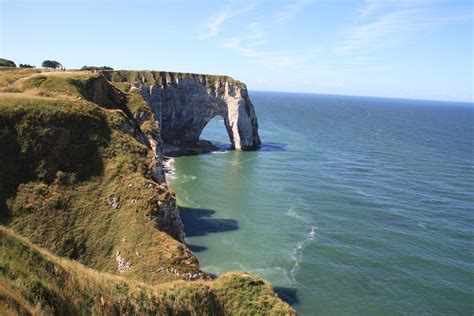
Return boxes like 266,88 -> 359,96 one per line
19,64 -> 35,68
0,58 -> 16,67
42,60 -> 62,69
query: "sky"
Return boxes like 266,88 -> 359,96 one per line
0,0 -> 472,102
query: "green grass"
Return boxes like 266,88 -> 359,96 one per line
0,68 -> 43,89
102,70 -> 246,88
0,226 -> 294,315
110,81 -> 132,93
15,72 -> 102,99
0,92 -> 197,284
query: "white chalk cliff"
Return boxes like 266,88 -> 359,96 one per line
104,71 -> 261,150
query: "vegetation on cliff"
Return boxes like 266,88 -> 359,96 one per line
0,227 -> 292,315
103,70 -> 246,89
0,58 -> 16,68
0,71 -> 198,284
0,68 -> 294,315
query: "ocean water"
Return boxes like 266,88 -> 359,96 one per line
168,91 -> 474,315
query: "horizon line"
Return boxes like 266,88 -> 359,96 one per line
248,89 -> 474,105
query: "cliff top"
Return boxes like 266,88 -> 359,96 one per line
0,67 -> 246,91
102,70 -> 246,90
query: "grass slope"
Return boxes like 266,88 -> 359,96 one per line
0,227 -> 294,315
0,90 -> 198,284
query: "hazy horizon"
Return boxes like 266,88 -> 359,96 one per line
248,88 -> 474,104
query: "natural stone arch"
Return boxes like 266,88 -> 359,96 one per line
108,71 -> 261,151
150,77 -> 259,150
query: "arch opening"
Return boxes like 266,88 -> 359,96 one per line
199,115 -> 233,150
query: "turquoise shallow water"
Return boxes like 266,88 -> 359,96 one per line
169,92 -> 474,315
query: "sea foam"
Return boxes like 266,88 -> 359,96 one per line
289,226 -> 317,285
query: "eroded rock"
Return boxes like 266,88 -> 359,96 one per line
104,71 -> 261,150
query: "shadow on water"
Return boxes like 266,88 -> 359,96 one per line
273,286 -> 299,306
258,142 -> 287,152
179,206 -> 239,237
206,140 -> 287,152
164,140 -> 286,157
186,244 -> 208,252
208,140 -> 233,151
164,140 -> 229,157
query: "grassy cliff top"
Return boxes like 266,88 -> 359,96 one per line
0,68 -> 246,94
102,70 -> 246,89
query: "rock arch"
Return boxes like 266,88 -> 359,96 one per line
146,76 -> 260,150
106,71 -> 261,150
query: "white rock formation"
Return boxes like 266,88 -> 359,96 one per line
106,71 -> 261,150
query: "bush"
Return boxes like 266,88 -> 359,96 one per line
19,64 -> 35,68
0,58 -> 16,67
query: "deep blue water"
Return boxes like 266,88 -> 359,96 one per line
169,92 -> 474,315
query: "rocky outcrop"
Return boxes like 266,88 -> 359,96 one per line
104,71 -> 261,150
79,74 -> 186,242
118,88 -> 185,242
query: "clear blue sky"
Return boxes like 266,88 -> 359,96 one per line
1,0 -> 472,102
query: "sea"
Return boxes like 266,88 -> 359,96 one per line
167,91 -> 473,315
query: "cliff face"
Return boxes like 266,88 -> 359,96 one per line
0,71 -> 194,283
103,71 -> 261,150
9,71 -> 185,243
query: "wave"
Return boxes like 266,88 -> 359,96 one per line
289,226 -> 317,285
201,265 -> 221,275
230,156 -> 258,166
180,174 -> 197,183
163,157 -> 175,174
353,187 -> 373,197
286,206 -> 310,223
166,174 -> 176,183
417,222 -> 427,229
251,266 -> 295,286
163,158 -> 176,184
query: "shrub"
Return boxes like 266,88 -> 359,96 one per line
0,58 -> 16,67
